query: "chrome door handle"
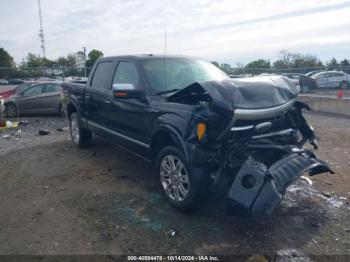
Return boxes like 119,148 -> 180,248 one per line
104,99 -> 111,104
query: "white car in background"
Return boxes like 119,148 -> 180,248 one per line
312,71 -> 350,89
0,79 -> 8,85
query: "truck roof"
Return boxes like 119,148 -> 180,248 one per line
99,54 -> 199,61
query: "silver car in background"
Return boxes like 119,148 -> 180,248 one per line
312,71 -> 350,89
5,82 -> 62,118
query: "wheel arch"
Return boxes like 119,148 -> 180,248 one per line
67,101 -> 78,119
66,101 -> 88,129
151,125 -> 189,162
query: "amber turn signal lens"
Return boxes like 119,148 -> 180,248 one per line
114,92 -> 128,97
197,123 -> 206,141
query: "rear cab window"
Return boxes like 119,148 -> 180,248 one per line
90,61 -> 115,90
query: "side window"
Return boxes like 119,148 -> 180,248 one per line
332,73 -> 343,77
22,85 -> 43,96
43,84 -> 61,93
112,61 -> 139,90
91,61 -> 114,89
317,73 -> 327,78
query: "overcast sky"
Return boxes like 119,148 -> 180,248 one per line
1,0 -> 350,65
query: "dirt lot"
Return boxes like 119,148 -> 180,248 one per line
0,112 -> 349,259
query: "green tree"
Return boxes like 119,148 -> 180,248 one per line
245,59 -> 271,69
86,49 -> 103,69
57,56 -> 68,67
340,59 -> 350,73
57,54 -> 77,67
26,53 -> 43,67
273,50 -> 323,71
211,61 -> 220,68
0,47 -> 15,78
0,47 -> 14,67
327,58 -> 339,67
340,59 -> 350,67
245,59 -> 271,74
219,63 -> 234,74
25,53 -> 55,68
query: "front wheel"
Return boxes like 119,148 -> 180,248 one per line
69,112 -> 92,148
155,146 -> 210,212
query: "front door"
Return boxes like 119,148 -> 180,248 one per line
104,60 -> 149,157
316,72 -> 328,88
17,84 -> 45,113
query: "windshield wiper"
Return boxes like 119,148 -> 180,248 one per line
154,88 -> 179,96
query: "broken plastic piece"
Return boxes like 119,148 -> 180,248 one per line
38,129 -> 50,135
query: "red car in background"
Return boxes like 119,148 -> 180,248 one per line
0,81 -> 37,99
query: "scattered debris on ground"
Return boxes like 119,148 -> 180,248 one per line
0,113 -> 349,255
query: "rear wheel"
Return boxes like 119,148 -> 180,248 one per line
156,146 -> 210,211
69,112 -> 92,148
5,103 -> 18,118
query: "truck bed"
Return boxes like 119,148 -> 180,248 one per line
61,82 -> 86,95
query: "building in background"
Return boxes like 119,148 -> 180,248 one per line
75,51 -> 86,69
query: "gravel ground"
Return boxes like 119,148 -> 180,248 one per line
0,113 -> 349,259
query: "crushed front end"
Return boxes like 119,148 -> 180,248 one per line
208,101 -> 332,216
169,77 -> 333,217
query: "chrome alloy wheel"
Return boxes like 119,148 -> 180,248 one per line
160,155 -> 190,202
70,117 -> 80,144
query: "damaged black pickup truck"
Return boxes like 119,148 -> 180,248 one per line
62,55 -> 332,216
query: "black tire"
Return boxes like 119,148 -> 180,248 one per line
69,112 -> 92,148
155,146 -> 210,212
5,103 -> 18,118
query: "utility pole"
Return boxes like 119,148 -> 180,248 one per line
83,47 -> 87,77
38,0 -> 46,58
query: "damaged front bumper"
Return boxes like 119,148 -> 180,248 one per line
227,147 -> 333,216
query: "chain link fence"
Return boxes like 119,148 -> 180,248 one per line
0,67 -> 91,81
1,65 -> 349,79
0,65 -> 349,90
227,65 -> 350,76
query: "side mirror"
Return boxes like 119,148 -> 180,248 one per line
112,83 -> 142,99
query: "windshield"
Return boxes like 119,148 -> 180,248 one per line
142,58 -> 228,94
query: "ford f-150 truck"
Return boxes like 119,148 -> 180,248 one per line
61,55 -> 332,217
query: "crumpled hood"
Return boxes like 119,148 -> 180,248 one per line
168,76 -> 300,112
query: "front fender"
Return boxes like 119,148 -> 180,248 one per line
153,124 -> 190,162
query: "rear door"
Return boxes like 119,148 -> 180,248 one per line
328,72 -> 344,88
85,60 -> 115,132
315,72 -> 328,88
